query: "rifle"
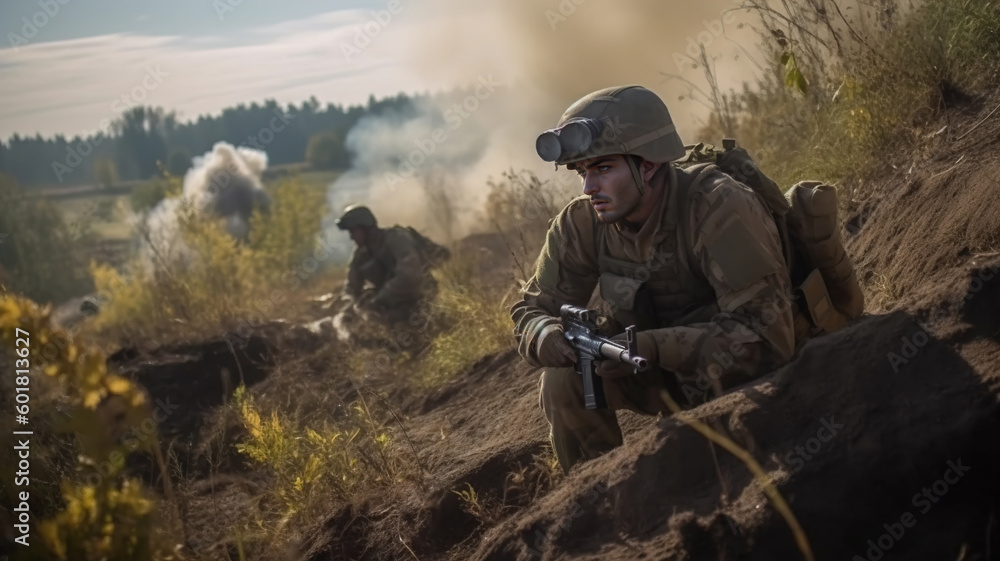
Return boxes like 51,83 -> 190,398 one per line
560,304 -> 650,410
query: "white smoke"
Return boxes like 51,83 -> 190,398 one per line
140,142 -> 270,267
325,90 -> 506,246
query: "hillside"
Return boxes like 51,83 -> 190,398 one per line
95,89 -> 1000,561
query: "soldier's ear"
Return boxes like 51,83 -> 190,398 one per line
639,158 -> 662,182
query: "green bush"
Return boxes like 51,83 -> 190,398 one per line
305,131 -> 348,170
231,384 -> 417,553
0,174 -> 94,303
0,296 -> 178,561
91,176 -> 327,345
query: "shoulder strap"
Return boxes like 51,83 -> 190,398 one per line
676,163 -> 719,284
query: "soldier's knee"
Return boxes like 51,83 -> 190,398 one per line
539,366 -> 580,412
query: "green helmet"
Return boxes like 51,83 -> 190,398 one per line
536,86 -> 686,191
336,204 -> 377,230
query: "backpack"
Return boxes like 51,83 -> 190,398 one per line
402,226 -> 451,269
675,139 -> 864,340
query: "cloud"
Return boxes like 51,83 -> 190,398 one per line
0,8 -> 441,139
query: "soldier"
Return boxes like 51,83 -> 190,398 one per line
511,85 -> 796,472
337,204 -> 449,324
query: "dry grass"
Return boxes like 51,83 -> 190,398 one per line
412,254 -> 514,388
483,169 -> 578,282
84,176 -> 328,347
696,0 -> 1000,204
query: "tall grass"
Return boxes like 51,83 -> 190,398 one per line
87,176 -> 327,346
483,169 -> 577,281
697,0 -> 1000,200
413,255 -> 514,388
228,384 -> 421,556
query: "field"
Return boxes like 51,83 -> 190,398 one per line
43,166 -> 341,242
3,1 -> 1000,560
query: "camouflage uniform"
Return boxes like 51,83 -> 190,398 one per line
345,226 -> 438,324
511,164 -> 796,471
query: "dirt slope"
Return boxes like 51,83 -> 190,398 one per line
117,95 -> 1000,560
455,95 -> 1000,561
452,95 -> 1000,560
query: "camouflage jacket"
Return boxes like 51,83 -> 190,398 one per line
345,226 -> 437,308
511,165 -> 796,402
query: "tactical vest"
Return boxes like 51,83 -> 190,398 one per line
593,165 -> 720,333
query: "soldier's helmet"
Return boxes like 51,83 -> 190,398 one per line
336,204 -> 378,230
535,85 -> 685,167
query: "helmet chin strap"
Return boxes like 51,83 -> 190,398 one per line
626,156 -> 645,196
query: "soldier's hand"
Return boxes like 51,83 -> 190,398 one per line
536,325 -> 577,367
595,331 -> 659,379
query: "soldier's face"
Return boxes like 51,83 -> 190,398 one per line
573,155 -> 643,223
348,227 -> 367,246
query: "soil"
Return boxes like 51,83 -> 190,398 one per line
114,91 -> 1000,560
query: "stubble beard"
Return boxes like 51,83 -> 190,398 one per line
595,194 -> 642,224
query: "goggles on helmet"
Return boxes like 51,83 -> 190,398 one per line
535,117 -> 606,163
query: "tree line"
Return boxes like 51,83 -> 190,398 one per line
0,92 -> 428,188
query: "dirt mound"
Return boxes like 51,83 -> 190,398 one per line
452,96 -> 1000,560
295,350 -> 556,561
108,336 -> 272,478
847,92 -> 1000,317
473,309 -> 1000,560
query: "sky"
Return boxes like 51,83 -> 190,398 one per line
0,0 -> 437,138
0,0 -> 765,142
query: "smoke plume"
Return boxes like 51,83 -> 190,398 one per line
141,142 -> 270,266
326,0 -> 762,247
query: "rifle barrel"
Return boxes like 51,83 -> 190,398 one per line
598,341 -> 648,371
